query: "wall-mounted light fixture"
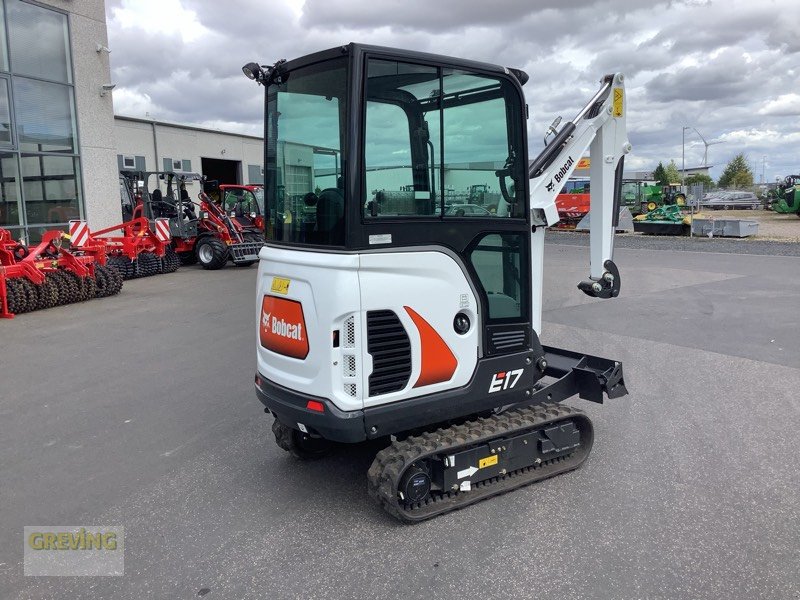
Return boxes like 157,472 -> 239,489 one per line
100,83 -> 116,97
96,43 -> 111,54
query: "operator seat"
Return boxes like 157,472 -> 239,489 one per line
150,188 -> 165,218
180,188 -> 196,220
314,188 -> 344,245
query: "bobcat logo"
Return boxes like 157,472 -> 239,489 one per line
262,312 -> 271,327
546,179 -> 555,193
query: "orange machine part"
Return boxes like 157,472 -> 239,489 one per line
404,306 -> 457,388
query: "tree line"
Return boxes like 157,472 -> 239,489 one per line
652,153 -> 754,189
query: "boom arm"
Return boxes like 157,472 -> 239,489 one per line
526,73 -> 631,333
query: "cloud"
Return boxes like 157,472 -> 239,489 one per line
758,93 -> 800,116
106,0 -> 800,181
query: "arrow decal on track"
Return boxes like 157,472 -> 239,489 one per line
457,466 -> 479,479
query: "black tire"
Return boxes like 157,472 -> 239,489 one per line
36,276 -> 58,310
161,247 -> 180,273
5,279 -> 28,315
244,231 -> 265,243
107,255 -> 136,280
81,274 -> 97,301
50,271 -> 79,305
136,252 -> 161,277
94,265 -> 120,298
19,278 -> 38,312
64,271 -> 82,304
271,419 -> 334,460
196,237 -> 228,270
100,264 -> 123,296
177,250 -> 197,265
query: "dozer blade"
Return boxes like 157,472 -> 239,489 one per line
367,403 -> 593,522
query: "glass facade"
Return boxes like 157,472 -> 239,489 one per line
0,0 -> 81,242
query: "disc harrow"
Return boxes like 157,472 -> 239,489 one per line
1,227 -> 123,319
84,217 -> 179,280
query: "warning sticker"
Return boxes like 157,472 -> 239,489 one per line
479,455 -> 499,469
271,277 -> 290,295
613,88 -> 624,117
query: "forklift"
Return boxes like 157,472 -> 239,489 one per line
244,44 -> 630,521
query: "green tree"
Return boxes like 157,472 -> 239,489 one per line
685,173 -> 715,188
664,160 -> 681,184
718,153 -> 754,188
653,162 -> 668,187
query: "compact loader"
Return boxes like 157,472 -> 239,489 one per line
245,44 -> 630,521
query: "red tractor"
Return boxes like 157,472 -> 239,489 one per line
127,171 -> 265,269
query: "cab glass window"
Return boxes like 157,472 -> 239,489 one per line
265,58 -> 346,245
362,59 -> 525,219
442,70 -> 523,218
469,233 -> 526,321
364,60 -> 440,218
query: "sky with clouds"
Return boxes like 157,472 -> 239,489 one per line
106,0 -> 800,182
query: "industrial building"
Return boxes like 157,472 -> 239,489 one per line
113,116 -> 264,199
0,0 -> 263,244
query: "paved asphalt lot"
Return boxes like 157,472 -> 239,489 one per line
2,242 -> 799,599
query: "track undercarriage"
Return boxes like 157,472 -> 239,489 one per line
367,403 -> 592,522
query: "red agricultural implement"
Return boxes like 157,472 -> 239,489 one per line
86,215 -> 179,280
555,186 -> 591,230
0,222 -> 122,319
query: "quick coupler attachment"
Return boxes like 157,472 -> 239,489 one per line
578,259 -> 621,299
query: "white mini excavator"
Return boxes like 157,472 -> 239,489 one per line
244,44 -> 630,521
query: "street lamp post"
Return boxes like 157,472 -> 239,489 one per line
682,126 -> 690,237
682,126 -> 690,189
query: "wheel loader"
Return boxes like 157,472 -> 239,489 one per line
244,44 -> 630,522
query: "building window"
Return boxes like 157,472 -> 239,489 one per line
247,164 -> 263,184
6,0 -> 71,83
21,154 -> 81,227
0,77 -> 11,146
0,151 -> 20,227
0,0 -> 82,242
14,78 -> 77,153
163,157 -> 191,172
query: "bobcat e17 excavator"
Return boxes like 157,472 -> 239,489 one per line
244,44 -> 630,522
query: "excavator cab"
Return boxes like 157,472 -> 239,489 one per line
249,44 -> 628,521
263,45 -> 533,360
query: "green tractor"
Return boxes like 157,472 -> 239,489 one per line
621,181 -> 684,215
771,175 -> 800,216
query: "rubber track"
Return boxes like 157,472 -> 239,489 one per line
367,403 -> 593,522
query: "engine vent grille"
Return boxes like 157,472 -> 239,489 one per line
488,326 -> 529,355
367,310 -> 411,397
343,355 -> 356,377
343,317 -> 355,348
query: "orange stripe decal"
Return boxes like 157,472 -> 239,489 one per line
404,306 -> 457,388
